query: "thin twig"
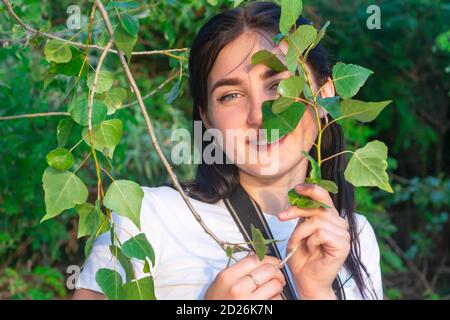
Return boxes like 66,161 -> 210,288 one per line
0,112 -> 69,120
94,0 -> 228,251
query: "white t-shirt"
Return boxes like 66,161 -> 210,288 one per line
75,185 -> 383,300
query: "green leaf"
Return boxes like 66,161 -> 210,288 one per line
104,180 -> 144,229
344,140 -> 393,193
317,96 -> 340,120
250,224 -> 267,261
332,62 -> 374,99
318,179 -> 338,194
164,78 -> 181,104
279,0 -> 303,35
120,14 -> 139,37
82,119 -> 123,159
98,88 -> 128,115
121,276 -> 156,300
57,118 -> 75,147
287,24 -> 317,61
110,245 -> 134,282
95,268 -> 123,300
121,233 -> 155,267
301,150 -> 321,182
46,148 -> 74,171
44,40 -> 72,63
48,47 -> 87,78
87,70 -> 114,94
251,50 -> 287,72
76,202 -> 109,238
41,167 -> 88,222
262,100 -> 305,143
307,21 -> 330,54
272,97 -> 295,114
114,24 -> 137,61
288,189 -> 331,209
340,99 -> 391,123
68,98 -> 108,126
278,75 -> 305,98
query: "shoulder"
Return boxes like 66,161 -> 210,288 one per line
352,212 -> 379,253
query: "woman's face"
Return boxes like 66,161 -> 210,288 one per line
201,30 -> 332,178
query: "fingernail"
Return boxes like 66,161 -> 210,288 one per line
278,212 -> 287,219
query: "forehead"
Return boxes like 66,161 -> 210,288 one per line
208,31 -> 289,87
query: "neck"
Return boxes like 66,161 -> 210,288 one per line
238,159 -> 309,215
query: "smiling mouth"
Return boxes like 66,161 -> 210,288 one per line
246,134 -> 289,149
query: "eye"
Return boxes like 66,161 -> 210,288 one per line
218,92 -> 241,102
269,81 -> 280,91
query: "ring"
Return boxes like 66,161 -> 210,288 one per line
247,273 -> 259,287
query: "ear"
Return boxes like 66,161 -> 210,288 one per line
199,107 -> 213,129
318,77 -> 335,119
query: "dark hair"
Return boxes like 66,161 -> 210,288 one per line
184,1 -> 376,299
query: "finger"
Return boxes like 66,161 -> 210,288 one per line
270,294 -> 283,300
305,228 -> 351,257
245,263 -> 286,288
228,253 -> 282,278
294,183 -> 334,207
287,216 -> 349,251
278,206 -> 349,230
251,279 -> 284,300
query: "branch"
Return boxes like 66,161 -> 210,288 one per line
0,112 -> 69,120
94,0 -> 228,251
1,0 -> 188,58
0,74 -> 177,121
384,236 -> 434,294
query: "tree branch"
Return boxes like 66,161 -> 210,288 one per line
0,112 -> 69,120
94,0 -> 228,251
1,0 -> 188,58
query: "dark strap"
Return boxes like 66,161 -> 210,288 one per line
223,184 -> 298,300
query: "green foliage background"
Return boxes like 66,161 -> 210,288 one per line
0,0 -> 449,299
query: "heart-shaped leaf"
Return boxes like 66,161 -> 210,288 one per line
332,62 -> 373,99
44,40 -> 72,63
344,140 -> 393,193
82,119 -> 123,159
95,268 -> 123,300
68,98 -> 108,126
41,168 -> 88,222
340,99 -> 391,123
103,180 -> 144,229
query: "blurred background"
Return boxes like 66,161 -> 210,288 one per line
0,0 -> 449,299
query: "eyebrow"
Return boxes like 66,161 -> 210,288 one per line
210,69 -> 282,94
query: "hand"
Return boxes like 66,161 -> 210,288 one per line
204,253 -> 286,300
278,183 -> 351,299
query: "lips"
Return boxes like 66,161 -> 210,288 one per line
246,134 -> 289,149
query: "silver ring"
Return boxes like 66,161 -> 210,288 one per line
247,273 -> 259,287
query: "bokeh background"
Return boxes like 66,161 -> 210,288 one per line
0,0 -> 449,299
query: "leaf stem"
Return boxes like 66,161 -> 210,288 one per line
321,150 -> 354,164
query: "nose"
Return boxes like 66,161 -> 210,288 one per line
247,92 -> 264,127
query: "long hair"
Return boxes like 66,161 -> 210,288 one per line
183,1 -> 376,299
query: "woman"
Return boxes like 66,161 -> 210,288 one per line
73,1 -> 382,300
